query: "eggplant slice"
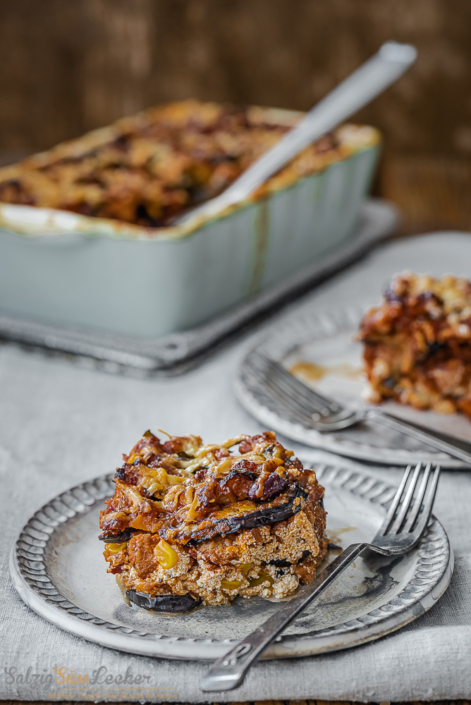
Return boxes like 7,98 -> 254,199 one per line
270,549 -> 312,568
177,482 -> 308,543
100,482 -> 309,545
126,589 -> 201,613
98,528 -> 137,543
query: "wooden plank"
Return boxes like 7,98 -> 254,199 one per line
0,0 -> 470,157
379,155 -> 471,234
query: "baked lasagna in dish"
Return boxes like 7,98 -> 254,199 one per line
99,431 -> 327,611
0,100 -> 373,229
358,273 -> 471,418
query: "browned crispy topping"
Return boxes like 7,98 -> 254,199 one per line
358,273 -> 471,417
0,100 -> 363,229
100,431 -> 317,544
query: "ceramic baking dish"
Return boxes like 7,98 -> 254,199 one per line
0,105 -> 380,338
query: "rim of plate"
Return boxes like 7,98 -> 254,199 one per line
10,467 -> 453,661
235,303 -> 470,468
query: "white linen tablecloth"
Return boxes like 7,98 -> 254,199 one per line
2,232 -> 471,702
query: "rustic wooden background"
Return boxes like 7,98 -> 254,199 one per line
1,0 -> 471,232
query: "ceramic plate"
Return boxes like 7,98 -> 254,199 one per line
235,304 -> 471,468
10,465 -> 452,661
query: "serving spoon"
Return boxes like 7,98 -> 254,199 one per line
175,41 -> 417,227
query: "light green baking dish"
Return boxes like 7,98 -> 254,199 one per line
0,110 -> 380,338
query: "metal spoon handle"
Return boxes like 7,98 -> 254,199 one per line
179,42 -> 416,225
200,542 -> 367,693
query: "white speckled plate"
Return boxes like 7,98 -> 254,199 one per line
10,465 -> 452,661
235,304 -> 471,468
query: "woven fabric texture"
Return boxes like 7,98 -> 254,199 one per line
2,232 -> 471,701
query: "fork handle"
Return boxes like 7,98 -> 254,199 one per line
200,542 -> 368,693
369,409 -> 471,465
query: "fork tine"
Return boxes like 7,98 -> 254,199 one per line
264,374 -> 324,422
247,357 -> 326,418
403,463 -> 432,533
268,356 -> 343,413
256,354 -> 329,414
389,462 -> 423,535
412,464 -> 441,537
245,362 -> 316,425
247,357 -> 359,431
375,465 -> 413,537
256,352 -> 343,415
260,363 -> 328,417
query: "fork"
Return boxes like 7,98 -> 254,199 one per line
200,462 -> 441,692
244,351 -> 471,465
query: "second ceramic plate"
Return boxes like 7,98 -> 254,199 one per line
235,304 -> 471,468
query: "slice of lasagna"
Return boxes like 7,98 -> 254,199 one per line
358,273 -> 471,418
99,431 -> 327,612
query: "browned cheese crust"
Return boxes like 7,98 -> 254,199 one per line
358,273 -> 471,418
100,431 -> 327,605
0,100 -> 357,228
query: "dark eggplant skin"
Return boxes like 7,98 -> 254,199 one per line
126,590 -> 202,613
270,549 -> 311,568
98,528 -> 136,543
218,467 -> 257,490
102,480 -> 313,545
186,482 -> 309,543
